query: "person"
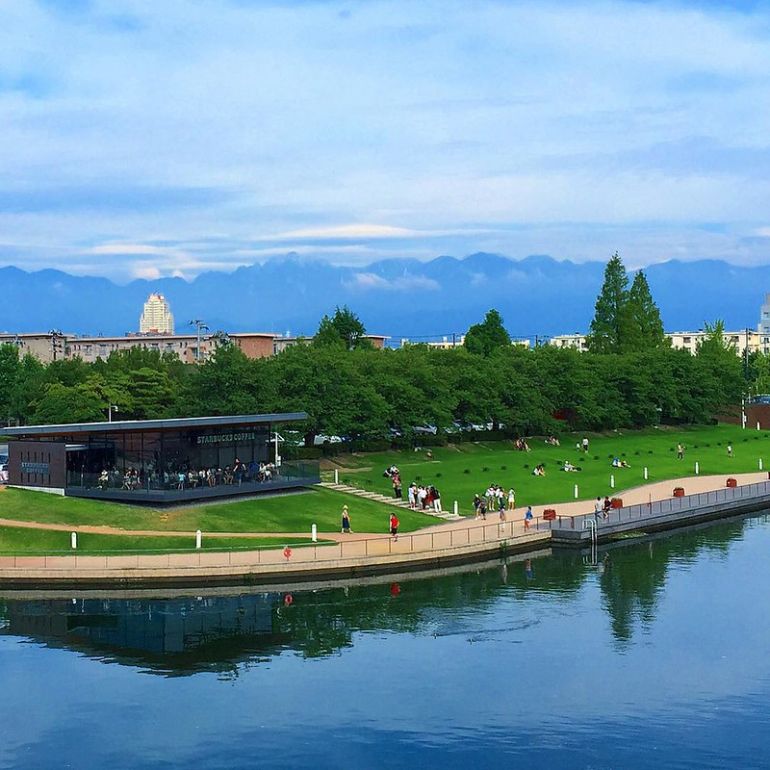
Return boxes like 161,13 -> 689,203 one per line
341,505 -> 352,534
532,463 -> 546,477
498,491 -> 506,521
479,498 -> 487,520
389,512 -> 399,541
432,486 -> 442,513
472,494 -> 482,518
563,460 -> 577,472
393,473 -> 402,499
603,496 -> 612,515
594,496 -> 603,522
507,487 -> 516,511
98,469 -> 109,489
677,442 -> 684,460
727,442 -> 733,458
524,505 -> 533,529
582,436 -> 589,453
407,482 -> 416,510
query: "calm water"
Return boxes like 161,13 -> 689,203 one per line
2,514 -> 770,769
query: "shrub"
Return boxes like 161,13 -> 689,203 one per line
500,465 -> 507,471
436,472 -> 443,478
482,466 -> 490,473
463,469 -> 471,474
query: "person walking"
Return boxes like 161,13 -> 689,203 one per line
433,486 -> 442,513
524,505 -> 533,529
389,512 -> 399,541
677,442 -> 684,460
727,442 -> 733,458
341,505 -> 352,534
507,487 -> 516,512
582,436 -> 589,453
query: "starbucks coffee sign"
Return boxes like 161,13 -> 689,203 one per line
196,432 -> 257,445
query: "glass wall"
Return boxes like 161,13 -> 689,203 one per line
63,424 -> 303,495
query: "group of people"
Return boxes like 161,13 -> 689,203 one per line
514,438 -> 530,452
472,485 -> 515,520
384,465 -> 443,512
97,459 -> 278,492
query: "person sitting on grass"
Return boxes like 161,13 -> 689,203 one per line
532,463 -> 546,477
612,457 -> 630,468
545,435 -> 560,446
562,460 -> 580,472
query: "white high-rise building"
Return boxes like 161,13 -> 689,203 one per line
139,293 -> 174,334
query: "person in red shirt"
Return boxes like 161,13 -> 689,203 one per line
389,512 -> 399,541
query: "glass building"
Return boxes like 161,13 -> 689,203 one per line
4,413 -> 319,503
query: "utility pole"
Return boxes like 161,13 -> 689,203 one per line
189,319 -> 209,362
49,329 -> 63,362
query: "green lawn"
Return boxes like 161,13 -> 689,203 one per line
0,487 -> 435,535
0,526 -> 324,555
327,424 -> 770,511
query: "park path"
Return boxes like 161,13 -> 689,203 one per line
0,471 -> 765,543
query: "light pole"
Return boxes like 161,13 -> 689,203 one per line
189,319 -> 209,362
107,405 -> 119,423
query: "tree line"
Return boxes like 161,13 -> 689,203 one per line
0,260 -> 750,443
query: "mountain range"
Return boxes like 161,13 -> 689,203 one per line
0,253 -> 768,341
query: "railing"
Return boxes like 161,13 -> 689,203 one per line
560,479 -> 770,534
0,518 -> 552,571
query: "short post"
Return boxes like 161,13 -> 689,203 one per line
758,422 -> 762,431
195,529 -> 202,549
311,524 -> 317,543
760,458 -> 764,471
574,483 -> 579,499
644,466 -> 648,480
695,461 -> 699,475
610,474 -> 615,489
453,500 -> 459,516
70,532 -> 77,550
334,469 -> 339,484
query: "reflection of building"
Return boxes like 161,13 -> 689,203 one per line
1,595 -> 286,674
140,293 -> 174,334
4,412 -> 318,503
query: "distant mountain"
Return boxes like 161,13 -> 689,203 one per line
0,253 -> 767,340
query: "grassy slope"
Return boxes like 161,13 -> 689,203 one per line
0,526 -> 322,555
329,425 -> 770,510
0,487 -> 434,534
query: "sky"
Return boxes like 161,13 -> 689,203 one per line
1,0 -> 770,281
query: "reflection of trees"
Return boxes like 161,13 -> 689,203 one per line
0,516 -> 753,671
599,517 -> 747,646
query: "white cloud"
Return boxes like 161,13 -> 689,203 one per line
345,272 -> 440,292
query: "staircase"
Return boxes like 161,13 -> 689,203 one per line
319,482 -> 463,521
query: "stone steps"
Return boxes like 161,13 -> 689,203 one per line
319,482 -> 462,520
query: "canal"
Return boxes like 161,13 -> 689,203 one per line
1,512 -> 770,768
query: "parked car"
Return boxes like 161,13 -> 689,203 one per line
313,434 -> 343,446
412,424 -> 438,435
0,464 -> 8,484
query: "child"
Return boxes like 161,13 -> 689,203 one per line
524,505 -> 533,529
341,505 -> 352,534
389,512 -> 399,540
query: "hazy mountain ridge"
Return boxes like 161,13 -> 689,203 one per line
0,253 -> 767,339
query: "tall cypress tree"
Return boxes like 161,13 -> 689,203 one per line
625,270 -> 666,352
587,252 -> 630,354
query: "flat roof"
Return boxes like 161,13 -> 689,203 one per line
2,412 -> 307,437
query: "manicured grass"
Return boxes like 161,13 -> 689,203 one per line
0,487 -> 435,534
0,525 -> 324,555
328,425 -> 770,512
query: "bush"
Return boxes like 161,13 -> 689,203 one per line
436,472 -> 442,478
500,465 -> 507,471
463,469 -> 471,474
482,466 -> 490,473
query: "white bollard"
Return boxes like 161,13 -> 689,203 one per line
311,524 -> 317,543
610,474 -> 615,489
695,461 -> 699,475
195,529 -> 202,549
574,484 -> 579,499
453,500 -> 459,516
760,459 -> 764,471
644,466 -> 648,480
758,422 -> 762,431
334,469 -> 339,484
70,532 -> 77,550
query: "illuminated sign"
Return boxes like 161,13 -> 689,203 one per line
196,432 -> 257,445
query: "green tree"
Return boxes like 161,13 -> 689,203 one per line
587,252 -> 632,354
463,309 -> 511,357
625,271 -> 667,351
0,344 -> 21,424
314,306 -> 368,350
32,382 -> 106,424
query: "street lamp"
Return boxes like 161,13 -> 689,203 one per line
189,319 -> 209,362
107,405 -> 119,423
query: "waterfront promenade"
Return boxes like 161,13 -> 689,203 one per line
0,471 -> 768,586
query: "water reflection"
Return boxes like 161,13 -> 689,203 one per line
0,512 -> 763,675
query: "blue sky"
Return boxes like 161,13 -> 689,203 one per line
2,0 -> 770,281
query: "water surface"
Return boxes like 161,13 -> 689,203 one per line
2,514 -> 770,769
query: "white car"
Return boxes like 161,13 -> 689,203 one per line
313,434 -> 343,446
412,424 -> 438,435
0,464 -> 8,484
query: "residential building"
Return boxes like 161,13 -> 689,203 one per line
139,293 -> 174,334
549,334 -> 589,351
273,333 -> 389,354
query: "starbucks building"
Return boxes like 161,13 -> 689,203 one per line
3,413 -> 318,503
